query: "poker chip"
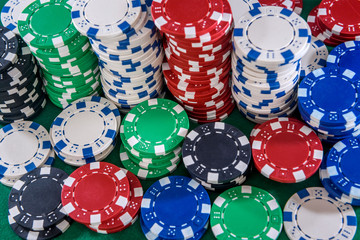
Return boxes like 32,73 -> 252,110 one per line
140,176 -> 211,239
61,162 -> 131,225
319,152 -> 360,206
252,118 -> 323,183
0,121 -> 52,181
326,136 -> 360,199
300,36 -> 328,79
152,0 -> 235,123
17,0 -> 100,108
50,97 -> 118,166
71,0 -> 164,111
210,185 -> 283,240
283,187 -> 357,240
86,168 -> 143,234
119,98 -> 188,179
228,0 -> 261,27
298,67 -> 360,143
232,6 -> 311,123
327,41 -> 360,75
182,122 -> 251,188
258,0 -> 296,11
6,167 -> 72,240
0,27 -> 46,123
307,3 -> 360,47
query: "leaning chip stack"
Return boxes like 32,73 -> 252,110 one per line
71,0 -> 164,113
140,176 -> 211,240
320,136 -> 360,206
232,6 -> 311,123
0,28 -> 46,123
61,162 -> 143,234
8,167 -> 72,240
50,97 -> 119,167
0,121 -> 55,187
17,0 -> 101,108
182,122 -> 251,191
153,0 -> 235,123
251,118 -> 323,183
283,187 -> 357,240
298,67 -> 360,143
307,1 -> 360,47
120,99 -> 189,180
210,185 -> 283,240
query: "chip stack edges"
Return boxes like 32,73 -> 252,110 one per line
182,122 -> 251,191
307,1 -> 360,47
298,67 -> 360,144
16,0 -> 100,109
258,0 -> 303,15
251,118 -> 323,183
0,27 -> 46,123
0,121 -> 55,187
8,167 -> 72,240
152,0 -> 235,123
50,96 -> 120,166
210,186 -> 283,240
120,98 -> 189,180
232,6 -> 311,124
71,0 -> 164,114
61,162 -> 143,234
140,176 -> 211,240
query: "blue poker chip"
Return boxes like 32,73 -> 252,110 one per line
327,41 -> 360,75
320,152 -> 360,206
182,122 -> 251,184
298,67 -> 360,127
8,167 -> 69,230
141,176 -> 211,240
326,136 -> 360,199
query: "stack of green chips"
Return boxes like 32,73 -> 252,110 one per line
119,98 -> 189,180
17,0 -> 101,108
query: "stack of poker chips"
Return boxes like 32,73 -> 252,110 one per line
71,0 -> 164,113
0,121 -> 55,187
152,0 -> 235,123
0,27 -> 46,123
182,122 -> 251,191
17,0 -> 101,108
319,137 -> 360,206
298,67 -> 360,143
140,176 -> 210,240
232,6 -> 311,124
307,1 -> 360,47
50,97 -> 120,167
8,167 -> 72,240
258,0 -> 303,15
61,162 -> 143,234
251,118 -> 323,183
120,99 -> 189,180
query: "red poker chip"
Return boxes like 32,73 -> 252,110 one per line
61,162 -> 131,225
151,0 -> 223,38
317,0 -> 360,36
186,99 -> 235,119
294,0 -> 303,15
251,118 -> 323,183
94,169 -> 143,231
258,0 -> 296,10
316,15 -> 357,42
188,104 -> 234,123
183,89 -> 233,112
86,216 -> 138,234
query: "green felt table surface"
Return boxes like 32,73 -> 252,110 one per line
0,0 -> 358,239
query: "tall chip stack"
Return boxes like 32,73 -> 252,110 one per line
16,0 -> 101,108
152,0 -> 235,123
307,1 -> 360,47
0,27 -> 46,123
120,99 -> 189,180
71,0 -> 164,113
232,6 -> 311,123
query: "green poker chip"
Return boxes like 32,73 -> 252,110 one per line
17,0 -> 78,49
210,186 -> 283,240
122,98 -> 189,156
119,143 -> 178,180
